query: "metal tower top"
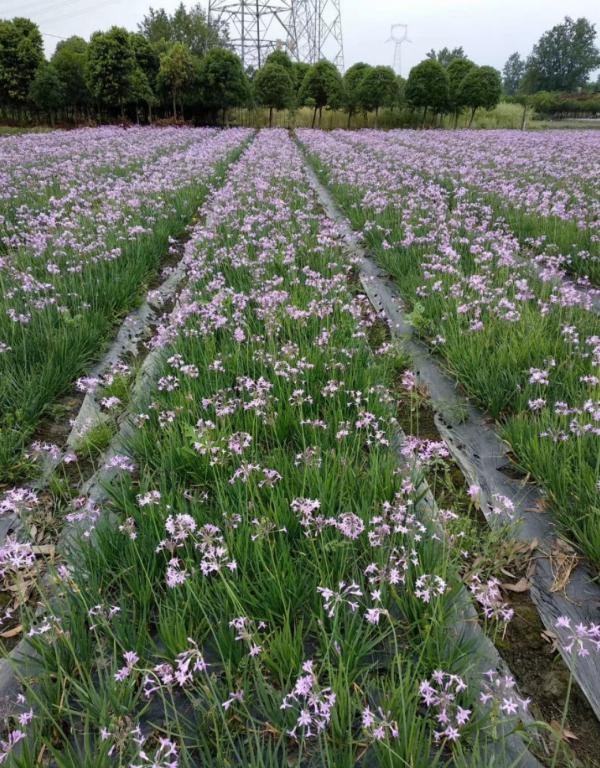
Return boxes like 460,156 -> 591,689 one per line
208,0 -> 344,71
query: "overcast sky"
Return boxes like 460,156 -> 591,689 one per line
5,0 -> 599,75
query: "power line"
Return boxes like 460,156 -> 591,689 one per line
33,0 -> 119,27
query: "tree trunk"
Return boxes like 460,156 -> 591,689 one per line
148,103 -> 152,123
520,103 -> 528,130
421,106 -> 427,128
374,106 -> 379,129
181,101 -> 185,121
172,91 -> 177,120
468,106 -> 476,127
318,106 -> 323,127
311,106 -> 317,128
269,106 -> 273,127
453,110 -> 459,129
222,107 -> 226,126
347,111 -> 352,129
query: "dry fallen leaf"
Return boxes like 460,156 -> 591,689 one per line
0,624 -> 22,639
550,720 -> 578,742
526,499 -> 550,514
550,539 -> 579,592
502,577 -> 530,593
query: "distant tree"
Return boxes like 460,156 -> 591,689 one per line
254,62 -> 294,126
129,67 -> 157,122
130,32 -> 160,91
51,36 -> 90,117
358,65 -> 397,126
459,65 -> 502,126
198,47 -> 248,124
502,52 -> 525,96
158,42 -> 194,119
406,58 -> 449,125
524,16 -> 600,92
139,2 -> 227,57
87,27 -> 136,117
426,46 -> 467,67
342,62 -> 371,127
447,57 -> 476,127
29,63 -> 64,125
300,59 -> 342,127
0,17 -> 44,113
291,61 -> 310,102
264,50 -> 293,71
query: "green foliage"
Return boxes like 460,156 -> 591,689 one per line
87,26 -> 136,113
358,65 -> 398,117
51,36 -> 90,110
138,1 -> 226,58
0,16 -> 44,107
406,59 -> 449,116
426,46 -> 467,67
254,63 -> 294,125
291,61 -> 310,97
342,62 -> 371,123
158,41 -> 194,118
459,65 -> 502,125
28,62 -> 65,119
129,32 -> 160,90
264,50 -> 293,71
198,47 -> 249,120
524,16 -> 600,92
300,60 -> 343,125
502,52 -> 525,96
446,58 -> 476,121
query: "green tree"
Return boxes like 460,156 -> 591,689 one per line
291,61 -> 310,102
130,32 -> 160,91
447,57 -> 476,127
524,17 -> 600,92
51,36 -> 90,117
254,62 -> 294,126
87,27 -> 136,117
0,17 -> 44,112
198,47 -> 248,124
342,61 -> 371,127
158,41 -> 194,119
358,65 -> 397,126
426,46 -> 467,67
264,50 -> 293,71
405,58 -> 449,125
29,62 -> 65,125
459,65 -> 502,126
129,67 -> 157,122
300,59 -> 342,127
139,2 -> 227,58
502,52 -> 525,96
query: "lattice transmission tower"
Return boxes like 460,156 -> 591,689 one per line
208,0 -> 344,71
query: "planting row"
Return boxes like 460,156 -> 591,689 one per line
0,127 -> 250,481
298,129 -> 600,567
2,130 -> 537,766
331,129 -> 600,284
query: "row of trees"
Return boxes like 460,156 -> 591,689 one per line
1,5 -> 597,127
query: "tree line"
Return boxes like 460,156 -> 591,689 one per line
0,4 -> 598,128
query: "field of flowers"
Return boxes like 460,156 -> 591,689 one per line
1,126 -> 600,766
0,126 -> 249,481
299,128 -> 600,569
333,130 -> 600,282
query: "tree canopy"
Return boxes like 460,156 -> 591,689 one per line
254,62 -> 294,125
426,46 -> 467,67
300,59 -> 342,126
460,65 -> 502,125
406,59 -> 449,119
0,17 -> 44,108
87,27 -> 136,115
139,2 -> 227,57
524,16 -> 600,92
